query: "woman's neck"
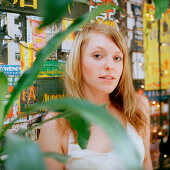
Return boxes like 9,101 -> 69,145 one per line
83,88 -> 110,105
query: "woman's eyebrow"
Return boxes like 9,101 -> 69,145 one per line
114,51 -> 123,56
93,46 -> 105,51
92,46 -> 123,56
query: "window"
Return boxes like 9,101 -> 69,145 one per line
15,53 -> 20,61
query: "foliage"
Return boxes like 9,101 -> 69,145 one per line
153,0 -> 169,19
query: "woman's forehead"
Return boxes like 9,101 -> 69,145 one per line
82,32 -> 122,53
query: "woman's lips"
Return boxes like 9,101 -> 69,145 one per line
99,75 -> 115,80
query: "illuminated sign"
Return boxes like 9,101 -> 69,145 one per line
0,65 -> 21,75
0,0 -> 39,15
89,0 -> 119,29
38,61 -> 65,78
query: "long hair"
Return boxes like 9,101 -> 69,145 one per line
65,23 -> 146,135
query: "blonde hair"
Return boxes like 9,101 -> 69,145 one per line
65,23 -> 146,135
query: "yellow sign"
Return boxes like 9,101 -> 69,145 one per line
13,0 -> 37,9
62,19 -> 74,51
43,93 -> 65,102
20,43 -> 34,72
91,18 -> 118,29
143,3 -> 170,90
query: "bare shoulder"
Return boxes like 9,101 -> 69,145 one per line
136,95 -> 153,169
39,112 -> 69,154
136,93 -> 150,119
136,93 -> 149,109
41,112 -> 61,135
42,112 -> 69,134
39,112 -> 69,169
39,112 -> 63,147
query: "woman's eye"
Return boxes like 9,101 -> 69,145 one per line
94,54 -> 102,59
114,56 -> 123,61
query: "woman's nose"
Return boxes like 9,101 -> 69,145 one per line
104,58 -> 114,71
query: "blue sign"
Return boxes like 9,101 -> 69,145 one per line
144,90 -> 168,101
0,65 -> 21,76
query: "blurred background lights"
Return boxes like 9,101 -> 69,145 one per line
115,19 -> 119,23
152,101 -> 156,105
141,85 -> 144,89
164,154 -> 167,158
154,129 -> 157,133
158,132 -> 162,136
156,104 -> 160,108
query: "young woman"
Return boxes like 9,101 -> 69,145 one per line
39,23 -> 153,170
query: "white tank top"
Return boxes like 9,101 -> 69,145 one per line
65,122 -> 145,170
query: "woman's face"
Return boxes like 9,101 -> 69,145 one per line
81,32 -> 123,95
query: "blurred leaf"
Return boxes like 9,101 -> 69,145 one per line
4,3 -> 121,122
74,0 -> 89,5
40,0 -> 73,28
153,0 -> 169,19
43,152 -> 69,163
0,72 -> 8,130
5,135 -> 46,170
65,113 -> 91,149
25,98 -> 141,170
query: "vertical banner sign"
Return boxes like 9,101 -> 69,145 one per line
61,19 -> 74,51
89,0 -> 119,29
160,10 -> 170,90
143,3 -> 170,90
132,4 -> 143,52
0,65 -> 21,124
31,19 -> 46,60
20,43 -> 34,72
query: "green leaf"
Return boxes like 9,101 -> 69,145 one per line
4,135 -> 46,170
153,0 -> 169,19
43,152 -> 69,163
4,3 -> 122,121
25,98 -> 142,170
65,113 -> 91,149
40,0 -> 73,28
0,72 -> 8,129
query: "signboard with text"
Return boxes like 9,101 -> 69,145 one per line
38,61 -> 65,78
89,0 -> 119,30
0,0 -> 40,15
132,4 -> 143,52
143,3 -> 170,90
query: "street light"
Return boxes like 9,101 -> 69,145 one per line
4,35 -> 12,43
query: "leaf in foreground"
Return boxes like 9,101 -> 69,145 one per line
43,152 -> 69,163
5,135 -> 46,170
40,0 -> 73,28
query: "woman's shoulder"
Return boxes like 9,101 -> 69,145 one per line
136,93 -> 150,135
43,112 -> 70,131
39,112 -> 70,154
136,93 -> 150,114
